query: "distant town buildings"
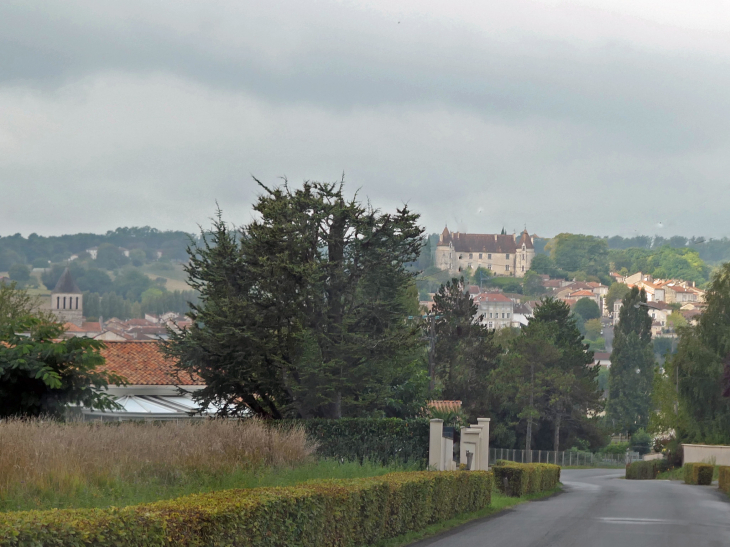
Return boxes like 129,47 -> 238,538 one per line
435,227 -> 536,278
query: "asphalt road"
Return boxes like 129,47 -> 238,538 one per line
415,469 -> 730,547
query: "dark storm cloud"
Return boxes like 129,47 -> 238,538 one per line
1,0 -> 729,237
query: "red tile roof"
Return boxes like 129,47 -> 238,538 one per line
428,400 -> 463,412
570,290 -> 595,297
474,292 -> 513,303
81,322 -> 101,332
63,322 -> 85,333
99,341 -> 203,386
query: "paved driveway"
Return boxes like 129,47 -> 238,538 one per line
413,469 -> 730,547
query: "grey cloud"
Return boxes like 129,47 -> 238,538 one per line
1,1 -> 730,238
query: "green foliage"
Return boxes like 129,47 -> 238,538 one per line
608,245 -> 709,285
653,262 -> 730,444
0,317 -> 124,418
492,462 -> 561,497
166,180 -> 426,419
601,442 -> 629,455
528,254 -> 564,278
8,264 -> 30,282
0,226 -> 192,267
432,278 -> 500,420
548,234 -> 609,277
605,282 -> 630,313
573,298 -> 600,321
630,429 -> 652,455
625,460 -> 658,480
719,466 -> 730,494
683,463 -> 713,485
281,418 -> 431,467
521,270 -> 545,297
584,318 -> 602,341
490,298 -> 602,452
607,287 -> 655,435
0,471 -> 493,547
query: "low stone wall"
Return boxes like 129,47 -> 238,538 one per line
643,453 -> 664,461
682,444 -> 730,466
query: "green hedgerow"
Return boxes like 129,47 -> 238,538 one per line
0,471 -> 493,547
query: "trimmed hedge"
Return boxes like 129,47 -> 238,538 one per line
492,461 -> 561,497
0,471 -> 492,547
625,461 -> 659,480
280,418 -> 430,466
719,466 -> 730,494
683,463 -> 714,485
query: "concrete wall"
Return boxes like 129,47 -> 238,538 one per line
682,444 -> 730,466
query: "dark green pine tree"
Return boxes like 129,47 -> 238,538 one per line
164,179 -> 427,419
607,287 -> 655,435
431,277 -> 500,420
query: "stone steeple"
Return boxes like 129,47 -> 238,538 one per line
51,268 -> 83,326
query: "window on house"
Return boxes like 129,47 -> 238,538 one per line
459,254 -> 463,259
479,253 -> 482,259
502,313 -> 505,318
505,265 -> 510,271
507,313 -> 511,318
468,263 -> 472,269
56,297 -> 60,309
469,253 -> 473,259
506,254 -> 510,259
489,312 -> 493,318
487,264 -> 492,270
63,297 -> 66,309
76,297 -> 79,310
488,254 -> 491,259
488,321 -> 494,329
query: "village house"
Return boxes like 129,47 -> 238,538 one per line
473,292 -> 514,329
76,341 -> 209,421
435,227 -> 535,278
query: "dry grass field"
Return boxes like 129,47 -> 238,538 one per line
0,419 -> 317,511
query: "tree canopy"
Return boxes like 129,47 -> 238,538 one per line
165,179 -> 428,419
606,287 -> 654,434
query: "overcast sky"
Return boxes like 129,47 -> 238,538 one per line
2,0 -> 730,238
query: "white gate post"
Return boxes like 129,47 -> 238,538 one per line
477,418 -> 490,469
429,419 -> 444,470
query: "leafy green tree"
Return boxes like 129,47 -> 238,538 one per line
529,254 -> 563,277
431,277 -> 500,420
31,258 -> 49,269
607,287 -> 654,434
522,270 -> 545,297
112,269 -> 153,300
548,234 -> 609,277
652,262 -> 730,444
573,298 -> 600,321
0,317 -> 124,417
8,264 -> 30,282
605,282 -> 630,314
96,243 -> 130,270
166,180 -> 426,419
526,298 -> 602,451
129,248 -> 147,267
0,282 -> 48,324
585,318 -> 602,340
77,268 -> 113,294
630,428 -> 652,455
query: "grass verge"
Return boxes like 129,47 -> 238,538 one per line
0,459 -> 420,512
371,485 -> 561,547
657,465 -> 719,481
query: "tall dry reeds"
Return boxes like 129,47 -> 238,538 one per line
0,418 -> 316,500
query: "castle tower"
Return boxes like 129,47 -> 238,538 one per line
515,229 -> 535,277
51,268 -> 83,326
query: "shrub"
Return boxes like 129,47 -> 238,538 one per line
630,429 -> 652,456
625,461 -> 658,480
281,418 -> 430,467
683,463 -> 714,485
492,462 -> 560,497
719,466 -> 730,494
0,471 -> 493,547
